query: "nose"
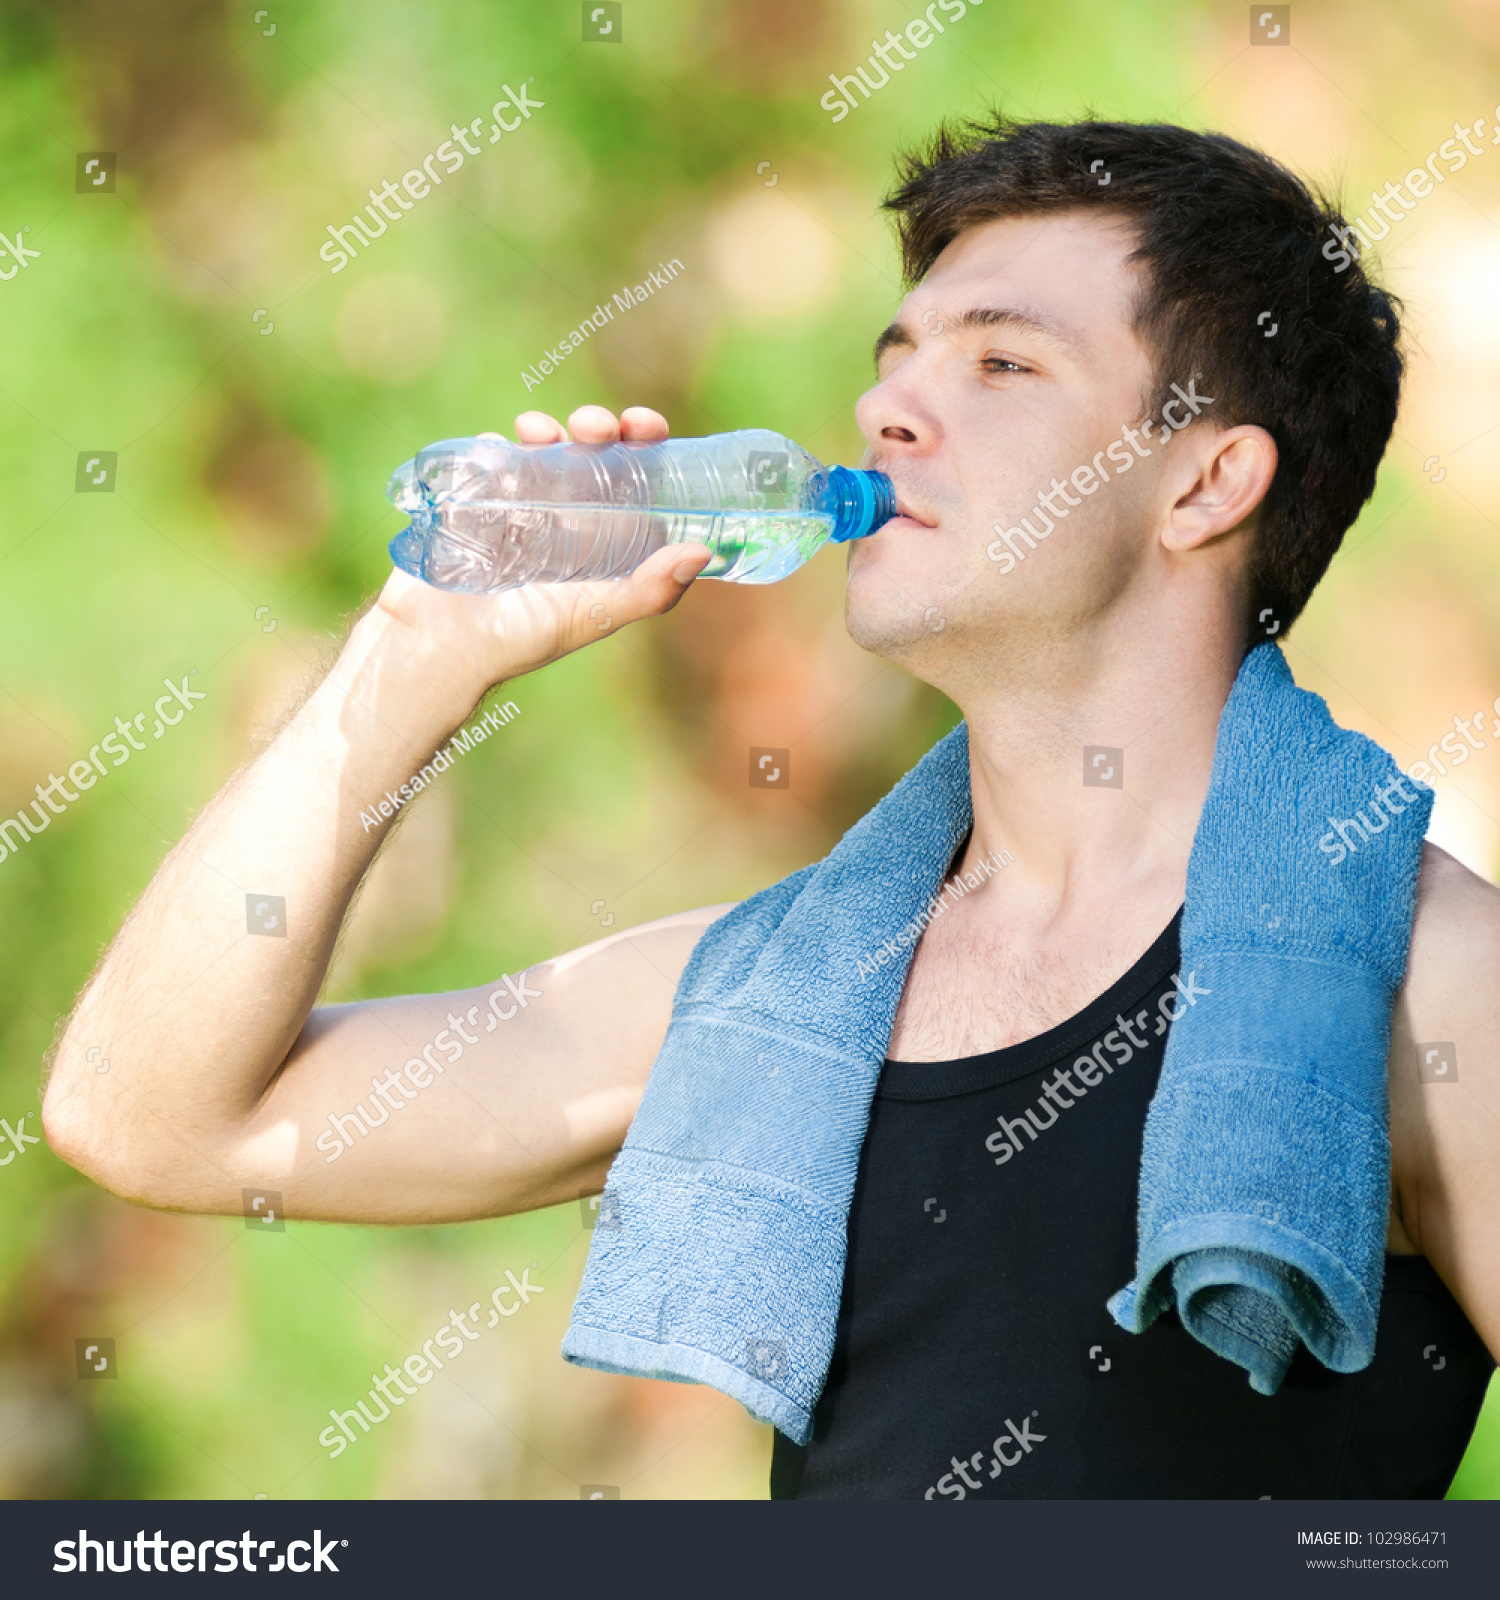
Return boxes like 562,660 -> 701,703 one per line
855,357 -> 940,469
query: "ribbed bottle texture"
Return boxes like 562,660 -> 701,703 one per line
387,428 -> 895,594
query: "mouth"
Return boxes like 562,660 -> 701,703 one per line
891,497 -> 937,529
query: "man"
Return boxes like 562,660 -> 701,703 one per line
42,118 -> 1500,1497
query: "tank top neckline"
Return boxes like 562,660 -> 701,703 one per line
879,908 -> 1184,1103
877,908 -> 1438,1282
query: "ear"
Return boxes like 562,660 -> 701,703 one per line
1160,424 -> 1278,552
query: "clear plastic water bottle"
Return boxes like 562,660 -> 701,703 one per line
386,428 -> 896,593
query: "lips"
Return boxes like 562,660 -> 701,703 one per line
893,498 -> 936,528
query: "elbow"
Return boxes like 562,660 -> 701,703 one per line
41,1025 -> 115,1186
44,1011 -> 213,1208
42,1071 -> 248,1216
41,1079 -> 94,1175
41,1078 -> 169,1208
41,1081 -> 122,1193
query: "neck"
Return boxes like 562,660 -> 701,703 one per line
945,615 -> 1248,924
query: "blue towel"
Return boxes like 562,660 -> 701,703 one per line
562,643 -> 1430,1441
1107,643 -> 1430,1389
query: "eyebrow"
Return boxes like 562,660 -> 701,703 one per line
873,305 -> 1081,365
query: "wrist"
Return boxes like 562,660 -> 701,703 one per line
311,605 -> 499,785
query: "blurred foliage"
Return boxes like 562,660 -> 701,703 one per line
0,0 -> 1495,1499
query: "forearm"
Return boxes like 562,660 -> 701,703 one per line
44,603 -> 492,1185
43,410 -> 708,1212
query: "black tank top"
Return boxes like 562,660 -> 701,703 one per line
771,914 -> 1494,1499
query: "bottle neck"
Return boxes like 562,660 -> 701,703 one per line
826,467 -> 897,543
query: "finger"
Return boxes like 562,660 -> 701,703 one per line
567,404 -> 622,443
619,407 -> 670,441
567,545 -> 710,643
612,543 -> 712,619
515,411 -> 568,444
476,430 -> 508,442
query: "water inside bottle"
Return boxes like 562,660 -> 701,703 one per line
404,502 -> 838,592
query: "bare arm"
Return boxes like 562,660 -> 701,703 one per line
1390,842 -> 1500,1361
43,405 -> 723,1224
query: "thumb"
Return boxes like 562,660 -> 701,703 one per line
593,543 -> 712,628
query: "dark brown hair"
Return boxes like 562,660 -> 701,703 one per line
883,115 -> 1403,634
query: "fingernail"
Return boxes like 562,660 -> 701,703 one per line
672,559 -> 701,584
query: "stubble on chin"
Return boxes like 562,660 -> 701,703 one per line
843,587 -> 932,661
843,544 -> 969,663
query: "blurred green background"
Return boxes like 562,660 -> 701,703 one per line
1,0 -> 1497,1499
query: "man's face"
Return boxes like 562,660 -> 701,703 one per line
845,210 -> 1170,686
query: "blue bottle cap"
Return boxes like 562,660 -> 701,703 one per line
826,467 -> 898,543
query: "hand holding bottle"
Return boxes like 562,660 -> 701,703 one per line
387,409 -> 894,597
374,405 -> 712,695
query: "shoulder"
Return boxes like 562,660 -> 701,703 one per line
577,901 -> 741,977
1389,844 -> 1500,1353
527,901 -> 741,1026
1392,841 -> 1500,1167
1401,841 -> 1500,1013
1394,842 -> 1500,1107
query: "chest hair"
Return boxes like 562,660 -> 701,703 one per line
887,897 -> 1172,1060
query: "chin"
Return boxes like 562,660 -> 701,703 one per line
844,590 -> 937,663
843,546 -> 957,662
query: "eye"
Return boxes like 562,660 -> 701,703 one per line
981,357 -> 1029,374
